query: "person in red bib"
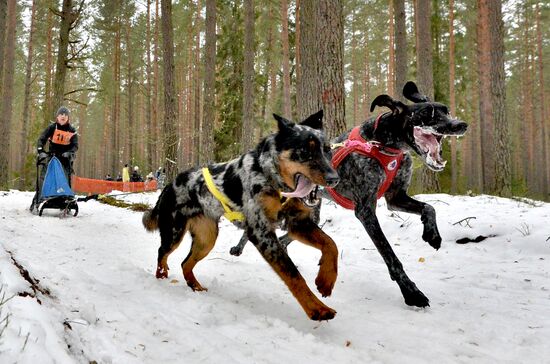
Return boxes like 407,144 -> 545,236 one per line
36,106 -> 79,185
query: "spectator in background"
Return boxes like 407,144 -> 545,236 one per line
122,164 -> 130,183
130,166 -> 143,182
105,174 -> 113,181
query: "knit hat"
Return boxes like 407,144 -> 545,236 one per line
56,106 -> 70,116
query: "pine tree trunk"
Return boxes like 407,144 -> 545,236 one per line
193,0 -> 202,165
490,0 -> 511,196
43,4 -> 54,127
112,18 -> 121,174
21,0 -> 37,177
393,0 -> 407,100
160,0 -> 179,183
0,0 -> 6,94
52,0 -> 77,116
449,0 -> 458,193
297,0 -> 319,121
241,0 -> 255,152
153,0 -> 161,168
281,0 -> 291,118
316,0 -> 346,137
535,2 -> 548,199
415,0 -> 439,192
351,10 -> 358,125
126,23 -> 134,166
477,0 -> 494,193
146,0 -> 153,171
202,0 -> 216,164
0,0 -> 16,188
388,1 -> 395,97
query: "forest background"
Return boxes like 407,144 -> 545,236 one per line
0,0 -> 548,201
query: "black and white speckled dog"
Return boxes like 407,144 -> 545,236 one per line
230,81 -> 468,308
142,110 -> 341,321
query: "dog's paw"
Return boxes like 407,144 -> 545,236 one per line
403,290 -> 430,308
309,306 -> 337,321
423,230 -> 442,250
229,246 -> 243,256
315,274 -> 336,297
155,266 -> 169,279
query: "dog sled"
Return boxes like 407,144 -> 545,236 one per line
30,154 -> 79,217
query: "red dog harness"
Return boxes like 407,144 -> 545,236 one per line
326,116 -> 404,209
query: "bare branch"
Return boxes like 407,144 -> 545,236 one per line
452,216 -> 476,228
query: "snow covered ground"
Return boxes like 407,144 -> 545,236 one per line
0,190 -> 549,363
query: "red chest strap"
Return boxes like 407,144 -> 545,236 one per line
326,120 -> 404,210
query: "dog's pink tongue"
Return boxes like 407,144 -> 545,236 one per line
414,128 -> 442,162
281,175 -> 315,198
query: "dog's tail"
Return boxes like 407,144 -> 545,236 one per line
143,187 -> 166,231
142,207 -> 159,231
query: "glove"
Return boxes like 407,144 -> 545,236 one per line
61,152 -> 74,160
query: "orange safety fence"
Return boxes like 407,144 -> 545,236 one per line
72,176 -> 158,195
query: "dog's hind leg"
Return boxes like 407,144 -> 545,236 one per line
355,200 -> 430,308
229,232 -> 249,256
287,218 -> 338,297
157,213 -> 187,279
181,215 -> 219,291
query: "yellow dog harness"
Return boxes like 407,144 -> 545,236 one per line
202,167 -> 292,223
202,168 -> 246,222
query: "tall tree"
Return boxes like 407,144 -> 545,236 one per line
160,0 -> 178,182
477,0 -> 494,192
316,0 -> 346,137
281,0 -> 291,118
449,0 -> 457,193
393,0 -> 407,100
490,0 -> 510,196
535,2 -> 548,198
388,1 -> 395,97
50,0 -> 81,120
202,0 -> 216,164
0,0 -> 7,99
0,0 -> 16,189
241,0 -> 255,152
415,0 -> 439,192
21,0 -> 38,179
296,0 -> 319,121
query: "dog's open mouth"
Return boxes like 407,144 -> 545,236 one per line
414,127 -> 446,171
281,174 -> 316,198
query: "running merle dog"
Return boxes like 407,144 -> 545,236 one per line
143,111 -> 341,321
230,82 -> 468,308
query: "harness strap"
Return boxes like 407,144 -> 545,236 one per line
326,117 -> 404,210
202,167 -> 245,222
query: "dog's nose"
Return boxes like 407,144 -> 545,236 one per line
325,174 -> 340,188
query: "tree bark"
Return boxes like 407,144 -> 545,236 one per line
21,0 -> 38,173
160,0 -> 179,183
393,0 -> 407,101
477,0 -> 494,192
203,0 -> 216,164
52,0 -> 78,118
490,0 -> 511,196
415,0 -> 439,192
316,0 -> 346,137
449,0 -> 457,193
535,2 -> 548,199
0,0 -> 16,188
146,0 -> 154,171
241,0 -> 255,152
296,0 -> 319,121
281,0 -> 291,118
388,1 -> 395,97
0,0 -> 7,101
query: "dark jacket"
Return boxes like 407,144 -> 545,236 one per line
37,122 -> 79,156
130,170 -> 143,182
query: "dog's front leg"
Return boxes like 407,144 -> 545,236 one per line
385,190 -> 442,250
287,217 -> 338,297
355,200 -> 430,308
246,224 -> 336,321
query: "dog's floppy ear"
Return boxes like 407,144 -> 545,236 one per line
370,95 -> 405,115
300,109 -> 323,130
403,81 -> 429,103
273,113 -> 294,134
